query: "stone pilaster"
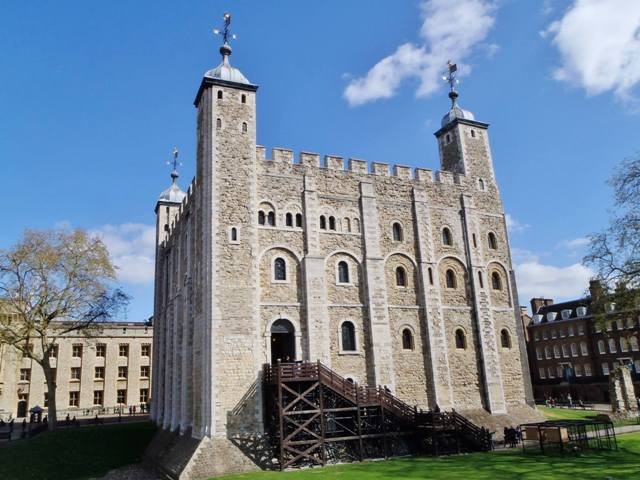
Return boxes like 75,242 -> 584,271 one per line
412,187 -> 454,409
302,174 -> 331,364
360,182 -> 395,389
460,194 -> 506,413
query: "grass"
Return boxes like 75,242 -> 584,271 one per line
0,421 -> 156,480
219,432 -> 640,480
538,405 -> 640,427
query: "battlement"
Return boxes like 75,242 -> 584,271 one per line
256,146 -> 463,185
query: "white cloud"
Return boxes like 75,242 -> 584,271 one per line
556,236 -> 590,252
515,260 -> 593,302
543,0 -> 640,101
505,214 -> 530,234
90,223 -> 156,284
344,0 -> 497,106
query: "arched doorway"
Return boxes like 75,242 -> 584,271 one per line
17,394 -> 28,418
271,319 -> 295,364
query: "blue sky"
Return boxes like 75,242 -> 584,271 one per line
2,0 -> 640,320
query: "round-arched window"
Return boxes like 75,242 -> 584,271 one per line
445,269 -> 457,288
455,329 -> 466,349
402,328 -> 414,350
396,266 -> 407,287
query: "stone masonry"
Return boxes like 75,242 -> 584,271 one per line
148,34 -> 537,479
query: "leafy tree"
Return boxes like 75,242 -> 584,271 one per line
585,155 -> 640,319
0,229 -> 128,430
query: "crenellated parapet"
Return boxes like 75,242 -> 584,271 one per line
256,146 -> 464,186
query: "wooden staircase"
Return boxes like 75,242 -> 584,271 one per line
263,361 -> 493,470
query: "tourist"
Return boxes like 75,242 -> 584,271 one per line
65,414 -> 70,427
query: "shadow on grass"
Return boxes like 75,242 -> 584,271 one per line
0,422 -> 157,480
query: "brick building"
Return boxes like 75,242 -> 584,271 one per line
525,281 -> 640,403
149,16 -> 538,478
0,321 -> 153,419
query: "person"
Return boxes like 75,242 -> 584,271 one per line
94,415 -> 99,425
21,419 -> 27,432
43,415 -> 48,426
140,403 -> 145,414
65,414 -> 70,427
128,406 -> 133,415
567,393 -> 573,408
133,406 -> 137,414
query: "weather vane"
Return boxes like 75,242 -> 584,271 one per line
442,61 -> 459,107
167,147 -> 182,181
213,12 -> 237,45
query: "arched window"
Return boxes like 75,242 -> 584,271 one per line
471,129 -> 476,138
478,178 -> 484,190
329,216 -> 336,230
608,338 -> 617,353
491,272 -> 502,290
597,340 -> 606,354
338,261 -> 349,284
478,271 -> 484,288
230,227 -> 238,242
445,269 -> 456,289
402,328 -> 414,350
442,227 -> 453,246
535,347 -> 542,360
242,122 -> 247,133
353,218 -> 360,233
241,94 -> 246,104
285,213 -> 293,227
267,211 -> 276,226
620,337 -> 629,352
395,266 -> 406,287
544,346 -> 551,359
562,344 -> 569,357
630,336 -> 639,351
274,258 -> 286,281
428,268 -> 434,285
258,211 -> 265,225
217,90 -> 223,99
580,341 -> 588,356
295,213 -> 303,228
455,329 -> 466,349
488,232 -> 498,250
500,329 -> 511,348
553,345 -> 560,358
472,233 -> 477,248
319,216 -> 326,230
341,321 -> 356,351
570,343 -> 578,356
343,217 -> 351,232
216,118 -> 222,129
392,222 -> 403,241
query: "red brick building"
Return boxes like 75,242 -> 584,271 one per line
524,282 -> 640,403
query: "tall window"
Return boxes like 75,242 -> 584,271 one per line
343,218 -> 351,232
274,258 -> 287,281
96,344 -> 106,357
580,341 -> 588,356
19,368 -> 31,381
609,338 -> 617,353
216,118 -> 222,129
267,211 -> 275,226
49,345 -> 58,358
491,272 -> 502,290
217,90 -> 223,99
242,122 -> 247,133
95,366 -> 105,379
535,347 -> 542,360
69,391 -> 79,407
478,271 -> 484,288
500,329 -> 511,348
392,222 -> 403,241
119,344 -> 129,357
544,346 -> 551,359
488,232 -> 498,250
285,213 -> 293,227
395,266 -> 406,287
571,343 -> 578,356
442,227 -> 453,246
70,367 -> 81,380
117,389 -> 127,405
140,388 -> 149,403
241,94 -> 246,104
320,215 -> 326,230
141,344 -> 151,357
402,328 -> 414,350
338,261 -> 350,284
445,269 -> 456,288
230,227 -> 238,241
455,329 -> 466,349
597,340 -> 606,354
620,337 -> 629,352
258,211 -> 266,225
94,390 -> 104,406
353,218 -> 360,233
295,213 -> 303,228
341,321 -> 356,351
140,365 -> 150,378
72,345 -> 83,358
118,366 -> 128,379
329,216 -> 336,230
428,268 -> 434,285
478,178 -> 485,190
630,336 -> 639,351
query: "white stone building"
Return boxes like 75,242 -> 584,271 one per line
0,321 -> 152,419
149,21 -> 538,478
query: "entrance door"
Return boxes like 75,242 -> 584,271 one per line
271,319 -> 295,364
17,400 -> 27,418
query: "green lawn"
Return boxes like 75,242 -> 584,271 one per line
538,405 -> 640,427
219,433 -> 640,480
0,421 -> 156,480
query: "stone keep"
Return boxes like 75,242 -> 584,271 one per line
149,36 -> 536,477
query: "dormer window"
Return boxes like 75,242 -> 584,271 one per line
576,306 -> 587,317
561,309 -> 572,320
546,312 -> 557,322
532,314 -> 543,324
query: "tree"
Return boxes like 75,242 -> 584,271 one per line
0,228 -> 128,430
585,155 -> 640,316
